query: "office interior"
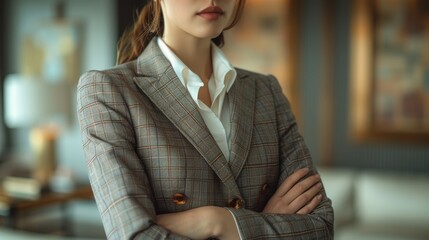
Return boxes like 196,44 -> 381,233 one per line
0,0 -> 428,239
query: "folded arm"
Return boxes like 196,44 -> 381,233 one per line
157,168 -> 324,240
226,76 -> 334,239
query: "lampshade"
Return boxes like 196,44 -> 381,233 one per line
4,74 -> 71,128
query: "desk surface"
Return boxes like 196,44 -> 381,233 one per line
0,186 -> 93,215
0,185 -> 94,233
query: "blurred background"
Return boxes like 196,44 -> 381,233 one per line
0,0 -> 428,239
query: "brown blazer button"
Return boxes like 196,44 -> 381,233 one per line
229,197 -> 243,209
261,183 -> 270,195
172,193 -> 187,205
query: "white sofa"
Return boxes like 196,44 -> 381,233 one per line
319,167 -> 429,240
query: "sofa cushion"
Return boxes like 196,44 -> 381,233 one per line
318,167 -> 356,228
336,224 -> 429,240
354,171 -> 429,229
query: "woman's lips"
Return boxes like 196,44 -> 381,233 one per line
197,6 -> 224,20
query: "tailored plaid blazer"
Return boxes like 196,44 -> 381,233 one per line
77,38 -> 334,239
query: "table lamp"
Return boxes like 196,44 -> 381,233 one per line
4,74 -> 71,188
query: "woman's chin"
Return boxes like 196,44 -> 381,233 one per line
190,27 -> 225,40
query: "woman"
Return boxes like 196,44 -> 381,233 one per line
77,0 -> 333,239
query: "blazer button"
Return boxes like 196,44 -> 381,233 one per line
261,183 -> 270,195
172,193 -> 187,205
229,197 -> 243,209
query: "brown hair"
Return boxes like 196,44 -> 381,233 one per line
116,0 -> 246,64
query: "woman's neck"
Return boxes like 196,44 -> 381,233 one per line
162,36 -> 213,83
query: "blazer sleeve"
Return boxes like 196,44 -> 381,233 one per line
227,75 -> 334,239
77,71 -> 190,240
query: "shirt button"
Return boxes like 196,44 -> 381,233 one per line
172,193 -> 187,205
229,197 -> 244,209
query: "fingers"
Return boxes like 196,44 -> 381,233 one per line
288,181 -> 323,213
274,168 -> 310,197
263,168 -> 324,215
283,173 -> 321,204
296,193 -> 323,214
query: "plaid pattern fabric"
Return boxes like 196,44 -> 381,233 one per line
77,38 -> 333,239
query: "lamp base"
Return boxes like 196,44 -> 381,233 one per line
30,127 -> 58,188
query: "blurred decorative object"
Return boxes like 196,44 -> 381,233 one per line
20,1 -> 81,84
350,0 -> 429,142
223,0 -> 301,123
30,127 -> 58,188
2,177 -> 41,200
49,166 -> 76,193
4,74 -> 71,188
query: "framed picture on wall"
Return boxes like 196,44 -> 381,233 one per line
223,0 -> 301,123
21,2 -> 82,85
350,0 -> 429,142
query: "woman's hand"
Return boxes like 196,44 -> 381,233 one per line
263,168 -> 323,214
157,206 -> 239,240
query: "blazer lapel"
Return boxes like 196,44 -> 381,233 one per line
132,39 -> 242,198
228,70 -> 256,179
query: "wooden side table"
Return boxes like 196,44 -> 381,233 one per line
0,185 -> 94,235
